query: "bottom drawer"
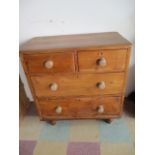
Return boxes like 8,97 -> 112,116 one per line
38,96 -> 122,119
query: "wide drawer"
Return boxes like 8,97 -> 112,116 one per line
39,96 -> 121,118
78,49 -> 127,73
31,73 -> 124,98
23,52 -> 75,74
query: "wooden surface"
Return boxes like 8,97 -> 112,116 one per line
39,96 -> 121,119
23,52 -> 75,74
20,32 -> 131,52
20,32 -> 131,123
78,49 -> 127,73
31,73 -> 125,97
19,76 -> 30,120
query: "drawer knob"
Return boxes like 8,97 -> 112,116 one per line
50,83 -> 58,91
44,60 -> 54,69
97,105 -> 104,113
96,81 -> 105,89
96,58 -> 106,66
55,106 -> 62,114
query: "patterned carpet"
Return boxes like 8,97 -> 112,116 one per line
19,101 -> 135,155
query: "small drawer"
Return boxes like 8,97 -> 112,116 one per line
23,52 -> 75,74
31,73 -> 124,98
78,49 -> 127,73
39,96 -> 121,119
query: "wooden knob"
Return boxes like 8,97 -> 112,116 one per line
97,105 -> 104,113
96,58 -> 106,66
55,106 -> 62,114
50,83 -> 58,91
44,60 -> 54,69
96,81 -> 105,89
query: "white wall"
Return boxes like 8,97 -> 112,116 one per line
19,0 -> 135,101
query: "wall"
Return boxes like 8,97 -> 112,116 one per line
19,0 -> 135,101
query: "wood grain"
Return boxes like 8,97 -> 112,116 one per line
31,73 -> 125,98
39,96 -> 121,119
78,49 -> 127,73
19,32 -> 132,122
20,32 -> 131,52
23,52 -> 75,74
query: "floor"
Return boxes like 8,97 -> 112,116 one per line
19,99 -> 135,155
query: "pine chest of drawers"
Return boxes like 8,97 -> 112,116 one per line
20,32 -> 131,125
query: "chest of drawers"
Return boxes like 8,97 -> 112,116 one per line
20,32 -> 131,125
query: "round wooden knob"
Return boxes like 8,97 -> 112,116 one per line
97,105 -> 104,113
55,106 -> 62,114
50,83 -> 58,91
96,58 -> 106,66
44,60 -> 54,69
96,81 -> 105,89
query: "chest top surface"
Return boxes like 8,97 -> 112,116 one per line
20,32 -> 131,52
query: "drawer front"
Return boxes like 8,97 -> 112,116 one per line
23,52 -> 75,74
39,96 -> 121,118
31,73 -> 124,98
78,49 -> 127,72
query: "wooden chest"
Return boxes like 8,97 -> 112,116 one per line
20,32 -> 131,125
